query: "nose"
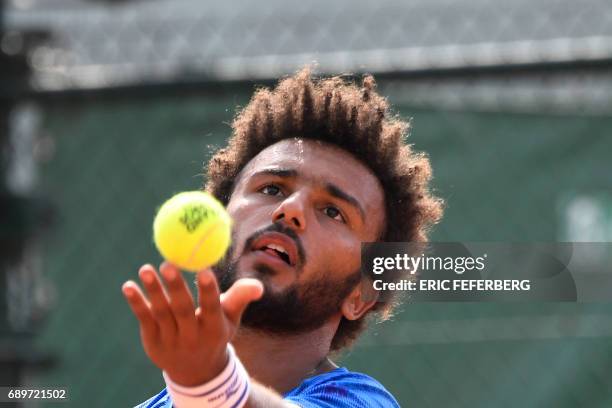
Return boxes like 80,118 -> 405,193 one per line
272,192 -> 307,231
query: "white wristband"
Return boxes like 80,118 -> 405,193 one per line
163,344 -> 250,408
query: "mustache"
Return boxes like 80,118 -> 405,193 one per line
243,223 -> 306,266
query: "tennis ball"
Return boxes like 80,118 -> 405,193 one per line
153,191 -> 232,272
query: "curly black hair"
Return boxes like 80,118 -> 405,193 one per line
205,68 -> 443,351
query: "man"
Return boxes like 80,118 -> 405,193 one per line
122,69 -> 443,407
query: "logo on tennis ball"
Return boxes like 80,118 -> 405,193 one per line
179,205 -> 216,233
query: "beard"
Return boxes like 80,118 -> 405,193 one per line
213,234 -> 362,335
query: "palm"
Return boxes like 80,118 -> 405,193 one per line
122,262 -> 263,386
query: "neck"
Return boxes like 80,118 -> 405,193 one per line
232,323 -> 339,394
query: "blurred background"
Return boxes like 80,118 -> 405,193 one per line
1,0 -> 612,407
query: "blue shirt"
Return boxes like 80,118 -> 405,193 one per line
136,367 -> 400,407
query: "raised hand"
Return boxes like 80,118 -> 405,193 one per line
121,262 -> 263,387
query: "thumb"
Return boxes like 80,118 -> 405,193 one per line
220,279 -> 264,325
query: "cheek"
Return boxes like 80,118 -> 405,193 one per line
227,196 -> 272,253
307,231 -> 362,277
228,195 -> 274,224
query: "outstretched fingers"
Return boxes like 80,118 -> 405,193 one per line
197,269 -> 222,325
138,264 -> 177,344
160,262 -> 198,344
122,280 -> 158,341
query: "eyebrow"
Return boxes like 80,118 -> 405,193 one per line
252,168 -> 298,179
251,167 -> 366,221
324,183 -> 366,221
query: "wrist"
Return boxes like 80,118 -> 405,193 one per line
163,344 -> 250,408
165,347 -> 229,387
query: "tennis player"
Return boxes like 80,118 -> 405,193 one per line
123,69 -> 443,407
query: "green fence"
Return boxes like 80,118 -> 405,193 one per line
33,83 -> 612,407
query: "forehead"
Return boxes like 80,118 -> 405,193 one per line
239,138 -> 384,208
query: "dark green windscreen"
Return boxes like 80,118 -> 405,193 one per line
34,86 -> 612,407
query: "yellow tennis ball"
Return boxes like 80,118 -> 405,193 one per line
153,191 -> 232,272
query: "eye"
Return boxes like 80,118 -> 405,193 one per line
259,184 -> 282,196
323,206 -> 345,223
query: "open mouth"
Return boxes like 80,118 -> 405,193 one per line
260,244 -> 291,264
250,232 -> 298,267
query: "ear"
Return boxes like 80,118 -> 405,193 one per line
341,282 -> 379,321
